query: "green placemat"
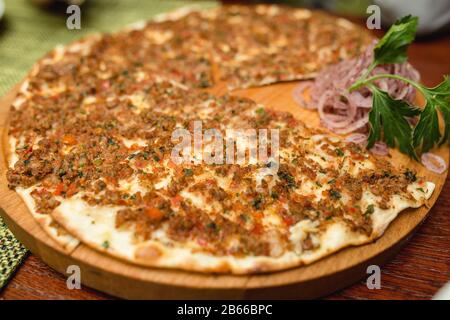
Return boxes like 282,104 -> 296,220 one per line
0,0 -> 217,290
0,215 -> 28,289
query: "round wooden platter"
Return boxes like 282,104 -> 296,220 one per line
0,79 -> 448,300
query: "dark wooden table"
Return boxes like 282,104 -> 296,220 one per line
1,13 -> 449,300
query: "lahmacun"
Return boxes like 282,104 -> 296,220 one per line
5,5 -> 434,274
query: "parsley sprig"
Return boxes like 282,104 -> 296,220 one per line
367,84 -> 420,159
348,15 -> 449,159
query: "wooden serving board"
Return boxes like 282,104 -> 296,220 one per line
0,79 -> 448,299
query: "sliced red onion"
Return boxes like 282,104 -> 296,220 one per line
378,79 -> 389,92
395,85 -> 410,101
292,81 -> 315,109
421,153 -> 448,174
408,65 -> 420,83
298,41 -> 420,138
318,90 -> 357,129
345,133 -> 367,145
349,91 -> 372,108
329,113 -> 369,135
369,142 -> 389,156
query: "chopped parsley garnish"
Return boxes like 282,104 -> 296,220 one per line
364,204 -> 375,216
239,214 -> 249,223
404,169 -> 417,182
278,171 -> 296,188
107,137 -> 116,146
256,107 -> 266,115
382,170 -> 393,178
102,240 -> 110,249
335,148 -> 344,157
183,168 -> 194,177
252,195 -> 263,210
93,158 -> 103,166
197,70 -> 211,88
329,189 -> 341,200
349,15 -> 449,159
206,222 -> 219,233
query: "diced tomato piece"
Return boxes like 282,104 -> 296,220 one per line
351,152 -> 365,160
62,134 -> 77,145
129,143 -> 141,151
101,80 -> 110,90
287,117 -> 298,128
168,160 -> 183,175
251,223 -> 264,235
230,181 -> 239,189
233,202 -> 246,212
168,160 -> 177,169
324,210 -> 333,219
283,216 -> 294,226
134,160 -> 144,169
105,176 -> 118,187
197,238 -> 208,247
66,183 -> 78,197
145,207 -> 164,220
53,183 -> 64,196
278,195 -> 288,203
170,195 -> 182,209
253,212 -> 263,220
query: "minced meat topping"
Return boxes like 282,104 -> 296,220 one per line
6,6 -> 421,258
7,77 -> 424,257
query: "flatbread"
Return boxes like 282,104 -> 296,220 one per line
5,135 -> 79,252
7,76 -> 435,273
206,5 -> 374,89
4,5 -> 435,273
24,5 -> 371,92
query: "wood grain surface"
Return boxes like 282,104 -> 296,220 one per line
0,12 -> 449,300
